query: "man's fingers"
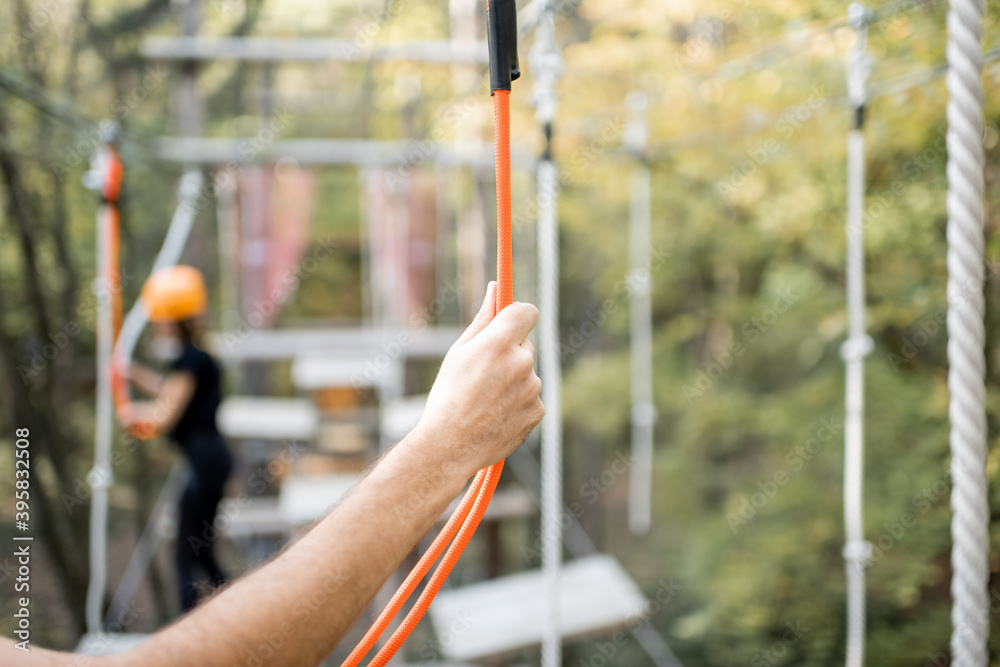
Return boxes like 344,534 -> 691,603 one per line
488,302 -> 539,345
520,338 -> 536,364
456,281 -> 497,345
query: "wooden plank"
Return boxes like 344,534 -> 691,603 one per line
208,327 -> 463,362
217,397 -> 319,441
141,37 -> 489,63
279,474 -> 360,525
381,395 -> 428,443
153,138 -> 519,168
222,496 -> 288,537
292,357 -> 374,389
429,555 -> 647,661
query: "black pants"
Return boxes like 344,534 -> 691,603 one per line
175,432 -> 233,612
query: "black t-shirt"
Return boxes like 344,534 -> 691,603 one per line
169,343 -> 223,445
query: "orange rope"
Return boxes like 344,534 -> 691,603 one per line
341,86 -> 514,666
339,470 -> 486,666
102,147 -> 157,440
367,462 -> 504,666
494,89 -> 513,312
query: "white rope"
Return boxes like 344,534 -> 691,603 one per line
841,7 -> 874,667
625,90 -> 655,537
104,463 -> 187,628
85,144 -> 116,635
532,5 -> 563,665
115,169 -> 203,365
83,145 -> 202,634
945,0 -> 989,659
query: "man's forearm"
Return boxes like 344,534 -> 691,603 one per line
111,426 -> 472,667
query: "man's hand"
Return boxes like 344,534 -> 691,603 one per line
415,281 -> 544,478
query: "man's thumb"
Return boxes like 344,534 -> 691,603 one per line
456,281 -> 497,345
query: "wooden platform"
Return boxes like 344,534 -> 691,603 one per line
278,473 -> 361,525
428,555 -> 647,661
217,397 -> 319,441
381,395 -> 428,443
292,356 -> 375,390
223,496 -> 288,537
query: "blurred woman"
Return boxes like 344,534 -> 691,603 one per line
117,265 -> 233,612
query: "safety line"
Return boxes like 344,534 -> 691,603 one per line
341,2 -> 519,660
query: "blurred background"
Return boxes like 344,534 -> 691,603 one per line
2,0 -> 1000,664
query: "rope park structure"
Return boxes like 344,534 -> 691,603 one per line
35,0 -> 988,662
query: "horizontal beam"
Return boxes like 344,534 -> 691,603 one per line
141,37 -> 489,63
208,326 -> 465,361
154,137 -> 531,168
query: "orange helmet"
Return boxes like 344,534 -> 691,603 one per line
141,266 -> 208,323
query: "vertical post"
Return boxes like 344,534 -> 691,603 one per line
944,0 -> 989,659
177,0 -> 202,138
532,4 -> 562,665
625,90 -> 655,537
842,6 -> 873,667
84,141 -> 116,636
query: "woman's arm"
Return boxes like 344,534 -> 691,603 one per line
117,371 -> 195,435
126,362 -> 164,397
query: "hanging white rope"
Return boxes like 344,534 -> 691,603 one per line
532,4 -> 563,666
944,0 -> 989,659
83,138 -> 202,634
115,169 -> 203,364
841,7 -> 874,667
625,90 -> 655,537
84,139 -> 117,635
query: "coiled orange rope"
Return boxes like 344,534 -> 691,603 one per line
340,79 -> 514,667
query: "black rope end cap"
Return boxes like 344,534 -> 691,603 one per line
487,0 -> 519,94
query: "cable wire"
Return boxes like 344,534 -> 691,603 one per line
841,9 -> 875,667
